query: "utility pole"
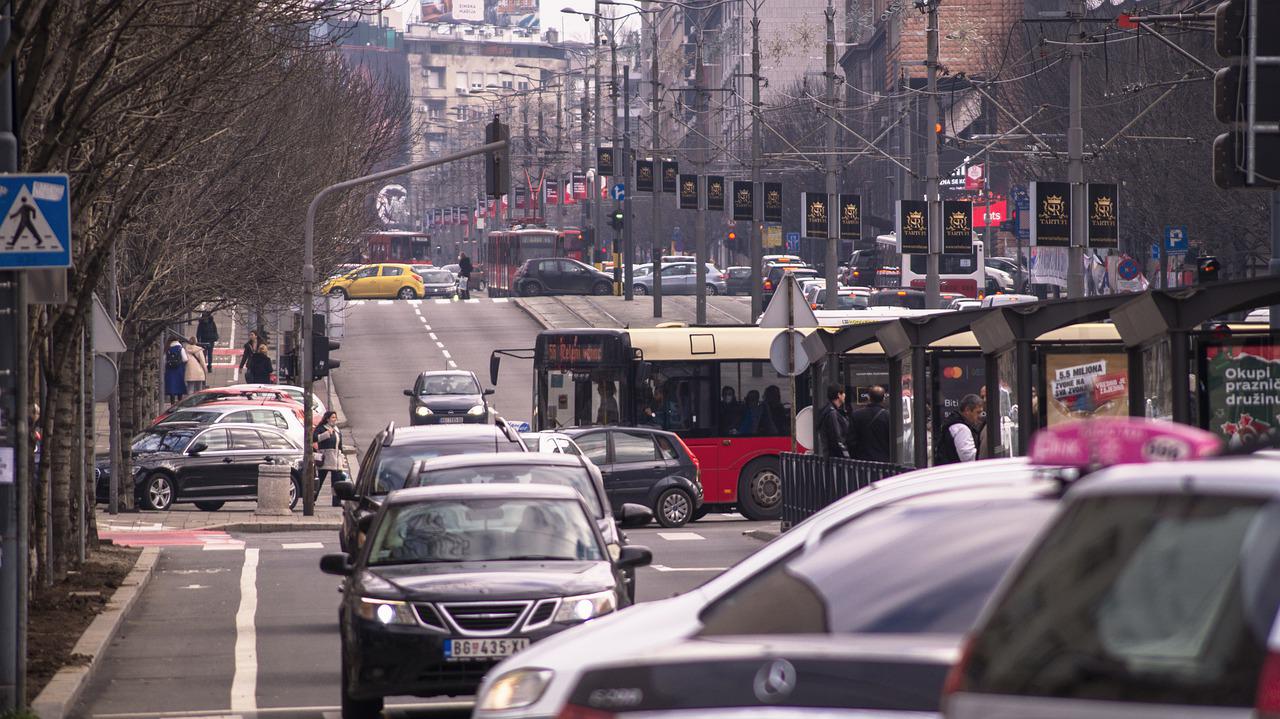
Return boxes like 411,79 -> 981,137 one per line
822,0 -> 839,308
582,90 -> 592,259
694,20 -> 708,325
555,82 -> 564,229
624,65 -> 634,298
651,14 -> 664,318
594,10 -> 604,265
749,3 -> 764,320
923,0 -> 941,309
1067,0 -> 1086,297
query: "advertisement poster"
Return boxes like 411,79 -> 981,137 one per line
1087,182 -> 1119,249
942,200 -> 972,255
838,194 -> 862,241
1045,353 -> 1129,425
896,199 -> 928,254
933,356 -> 986,439
732,181 -> 754,221
1031,180 -> 1070,247
420,0 -> 539,27
1204,342 -> 1280,449
763,182 -> 783,223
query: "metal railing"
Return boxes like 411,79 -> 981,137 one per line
780,452 -> 912,530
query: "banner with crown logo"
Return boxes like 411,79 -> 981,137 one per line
597,147 -> 615,177
838,194 -> 862,242
1031,181 -> 1070,247
763,183 -> 783,223
897,199 -> 928,254
678,174 -> 699,210
732,181 -> 754,221
942,200 -> 973,254
706,176 -> 725,211
1087,183 -> 1119,249
802,192 -> 829,239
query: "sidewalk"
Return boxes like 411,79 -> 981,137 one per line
515,294 -> 753,329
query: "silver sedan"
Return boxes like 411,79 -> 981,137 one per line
632,262 -> 726,296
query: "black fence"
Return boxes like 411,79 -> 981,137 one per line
779,452 -> 912,530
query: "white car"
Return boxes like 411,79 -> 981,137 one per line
473,458 -> 1052,719
153,402 -> 307,444
226,383 -> 327,416
980,293 -> 1037,308
986,265 -> 1014,291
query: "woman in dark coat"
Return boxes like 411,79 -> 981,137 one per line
164,340 -> 188,403
246,343 -> 274,384
239,330 -> 260,378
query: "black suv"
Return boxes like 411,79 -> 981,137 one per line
513,258 -> 614,297
561,427 -> 703,528
403,370 -> 492,425
335,422 -> 526,552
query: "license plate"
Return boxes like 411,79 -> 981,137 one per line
437,416 -> 464,423
444,637 -> 529,659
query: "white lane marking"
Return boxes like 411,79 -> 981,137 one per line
179,584 -> 209,590
442,350 -> 451,359
465,299 -> 479,303
657,532 -> 705,541
281,542 -> 324,550
429,333 -> 437,340
413,307 -> 421,315
377,300 -> 392,305
418,316 -> 427,323
349,300 -> 365,306
203,540 -> 246,551
649,564 -> 727,572
435,342 -> 445,349
230,548 -> 259,713
92,702 -> 473,718
424,325 -> 432,331
447,361 -> 457,369
409,300 -> 422,306
492,298 -> 509,303
434,299 -> 450,304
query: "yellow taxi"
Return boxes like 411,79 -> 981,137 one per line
322,263 -> 425,300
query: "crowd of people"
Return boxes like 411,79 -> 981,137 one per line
817,383 -> 993,464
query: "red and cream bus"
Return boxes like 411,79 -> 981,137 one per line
483,226 -> 586,296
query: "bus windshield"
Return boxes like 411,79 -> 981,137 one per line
543,369 -> 624,428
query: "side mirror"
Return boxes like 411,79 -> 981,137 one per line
319,553 -> 353,576
483,388 -> 495,396
616,545 -> 653,569
614,503 -> 653,529
188,442 -> 208,455
333,480 -> 357,501
489,354 -> 501,387
403,389 -> 414,397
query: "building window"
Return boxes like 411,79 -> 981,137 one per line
518,80 -> 530,91
456,71 -> 468,90
426,100 -> 445,120
424,66 -> 445,89
502,79 -> 514,89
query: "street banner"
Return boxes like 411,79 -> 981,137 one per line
661,160 -> 679,194
802,192 -> 828,239
546,179 -> 560,205
1087,182 -> 1119,249
943,200 -> 973,254
597,147 -> 615,176
1044,352 -> 1130,425
706,176 -> 725,211
838,194 -> 862,242
765,225 -> 782,249
1031,180 -> 1070,247
896,199 -> 928,254
572,172 -> 588,200
678,174 -> 699,210
1031,247 -> 1069,287
763,182 -> 783,223
964,163 -> 985,191
514,186 -> 527,209
636,160 -> 655,193
1204,340 -> 1280,449
732,181 -> 754,221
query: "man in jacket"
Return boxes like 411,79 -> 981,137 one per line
196,311 -> 218,371
816,384 -> 849,458
457,252 -> 473,300
935,393 -> 983,465
847,385 -> 892,463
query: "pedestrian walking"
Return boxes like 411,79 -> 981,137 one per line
238,330 -> 260,379
196,311 -> 219,371
457,251 -> 473,300
935,393 -> 983,465
246,343 -> 274,384
183,337 -> 207,395
164,339 -> 188,403
313,411 -> 345,506
817,384 -> 850,457
847,385 -> 892,463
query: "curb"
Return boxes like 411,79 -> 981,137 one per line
31,546 -> 161,719
743,528 -> 780,542
511,297 -> 552,330
218,520 -> 344,533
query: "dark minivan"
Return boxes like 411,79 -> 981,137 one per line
513,258 -> 614,297
561,426 -> 703,528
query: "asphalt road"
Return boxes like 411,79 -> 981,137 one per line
75,521 -> 766,718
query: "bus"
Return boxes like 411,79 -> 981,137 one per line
362,230 -> 433,264
496,327 -> 812,520
484,226 -> 586,297
851,234 -> 986,298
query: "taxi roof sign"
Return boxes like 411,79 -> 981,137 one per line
1029,418 -> 1221,470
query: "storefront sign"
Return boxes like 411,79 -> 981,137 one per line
706,176 -> 725,211
896,199 -> 928,254
1031,180 -> 1071,247
1045,352 -> 1130,425
732,181 -> 754,221
763,182 -> 783,223
1205,341 -> 1280,449
1087,182 -> 1119,249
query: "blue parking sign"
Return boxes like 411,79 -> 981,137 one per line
0,174 -> 71,269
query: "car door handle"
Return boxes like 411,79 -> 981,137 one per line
222,457 -> 234,463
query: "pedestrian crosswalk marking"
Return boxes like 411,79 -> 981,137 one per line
434,299 -> 451,304
281,542 -> 324,550
492,298 -> 509,303
657,532 -> 704,541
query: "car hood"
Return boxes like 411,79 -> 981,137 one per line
365,561 -> 616,601
414,394 -> 483,411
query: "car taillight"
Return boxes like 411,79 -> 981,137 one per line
557,705 -> 615,719
941,636 -> 974,699
412,273 -> 423,282
1256,650 -> 1280,717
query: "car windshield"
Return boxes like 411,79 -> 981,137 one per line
728,267 -> 749,278
131,428 -> 197,454
375,440 -> 521,494
404,464 -> 603,518
419,375 -> 479,395
817,292 -> 869,310
421,270 -> 453,283
367,497 -> 604,565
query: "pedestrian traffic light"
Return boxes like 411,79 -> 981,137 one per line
312,331 -> 340,379
1212,0 -> 1280,189
485,116 -> 510,198
1197,256 -> 1222,284
610,209 -> 624,230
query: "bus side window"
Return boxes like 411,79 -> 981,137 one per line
719,361 -> 789,437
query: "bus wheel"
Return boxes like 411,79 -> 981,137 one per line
521,281 -> 543,297
738,457 -> 782,521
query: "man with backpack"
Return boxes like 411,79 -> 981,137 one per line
847,385 -> 892,463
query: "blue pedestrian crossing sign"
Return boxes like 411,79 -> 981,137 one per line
0,174 -> 71,269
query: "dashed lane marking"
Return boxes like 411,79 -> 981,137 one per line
434,299 -> 450,304
447,360 -> 457,369
435,342 -> 444,349
492,297 -> 509,303
441,350 -> 451,359
657,532 -> 705,541
377,300 -> 392,305
230,548 -> 259,713
409,300 -> 422,306
429,333 -> 437,340
281,542 -> 324,550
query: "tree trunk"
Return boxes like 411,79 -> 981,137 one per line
84,338 -> 99,551
48,381 -> 75,580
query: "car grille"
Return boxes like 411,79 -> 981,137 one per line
413,603 -> 446,630
525,600 -> 557,627
416,660 -> 492,685
441,601 -> 530,634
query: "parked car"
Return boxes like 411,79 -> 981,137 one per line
322,263 -> 425,300
403,370 -> 492,425
473,457 -> 1062,719
155,386 -> 296,423
945,435 -> 1280,719
323,483 -> 653,718
520,432 -> 584,456
415,268 -> 459,298
513,258 -> 614,297
152,402 -> 306,443
632,262 -> 726,297
723,266 -> 752,295
95,423 -> 303,511
336,422 -> 527,552
225,383 -> 326,416
985,265 -> 1014,292
560,427 -> 703,528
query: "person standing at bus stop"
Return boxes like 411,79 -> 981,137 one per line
457,251 -> 473,300
847,386 -> 892,463
817,384 -> 849,457
935,394 -> 982,464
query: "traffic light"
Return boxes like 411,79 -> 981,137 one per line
485,115 -> 510,198
312,330 -> 340,379
1197,256 -> 1222,284
727,230 -> 737,252
609,209 -> 624,231
1212,0 -> 1280,189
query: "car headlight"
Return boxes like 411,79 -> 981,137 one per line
355,597 -> 417,626
478,668 -> 554,711
467,405 -> 486,416
553,589 -> 617,624
415,405 -> 432,416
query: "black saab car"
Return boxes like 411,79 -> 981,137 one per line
404,370 -> 493,425
561,426 -> 703,528
322,483 -> 652,718
95,423 -> 303,511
